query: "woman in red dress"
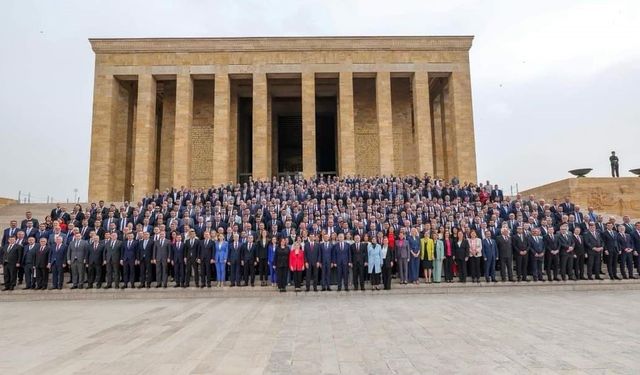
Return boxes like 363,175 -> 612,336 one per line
289,238 -> 305,292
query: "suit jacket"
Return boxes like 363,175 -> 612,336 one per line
632,230 -> 640,252
67,239 -> 90,263
304,241 -> 320,265
557,233 -> 575,256
602,230 -> 620,253
185,238 -> 201,260
1,244 -> 23,266
528,235 -> 545,256
240,241 -> 257,262
482,238 -> 498,259
22,244 -> 38,265
228,241 -> 242,262
171,242 -> 185,263
320,241 -> 334,264
200,238 -> 215,261
104,240 -> 123,264
573,234 -> 585,256
2,227 -> 19,246
496,235 -> 513,259
350,242 -> 368,265
452,238 -> 470,259
48,244 -> 66,266
333,242 -> 351,265
122,239 -> 138,262
153,238 -> 171,261
138,238 -> 154,262
544,233 -> 560,253
512,234 -> 529,256
618,232 -> 634,251
583,230 -> 603,253
35,245 -> 50,267
88,241 -> 105,265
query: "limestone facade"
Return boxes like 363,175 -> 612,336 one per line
520,177 -> 640,218
88,36 -> 477,202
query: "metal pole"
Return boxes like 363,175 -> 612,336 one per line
18,190 -> 21,203
27,193 -> 31,203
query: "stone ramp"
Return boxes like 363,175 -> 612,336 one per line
0,202 -> 92,226
2,279 -> 639,302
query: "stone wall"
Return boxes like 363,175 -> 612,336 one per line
520,177 -> 640,218
353,78 -> 380,176
391,77 -> 416,176
191,80 -> 214,187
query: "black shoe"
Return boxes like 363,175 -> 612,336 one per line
305,288 -> 310,292
71,286 -> 78,289
337,288 -> 342,292
105,285 -> 112,289
97,284 -> 102,289
327,287 -> 332,291
314,288 -> 318,292
87,285 -> 94,289
588,276 -> 594,280
137,285 -> 144,289
345,288 -> 350,292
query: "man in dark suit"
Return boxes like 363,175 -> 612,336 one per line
2,220 -> 19,247
50,203 -> 62,221
240,234 -> 257,287
319,232 -> 334,291
350,234 -> 368,291
572,227 -> 587,280
227,233 -> 242,287
528,228 -> 545,281
137,231 -> 154,288
632,222 -> 640,273
557,225 -> 576,281
584,222 -> 604,280
544,227 -> 561,282
21,211 -> 39,230
199,231 -> 215,288
617,225 -> 636,279
333,233 -> 352,292
152,231 -> 170,288
482,231 -> 497,282
602,223 -> 621,280
184,229 -> 201,287
120,232 -> 138,289
171,234 -> 186,288
104,232 -> 123,289
35,237 -> 50,289
496,228 -> 514,282
1,236 -> 23,290
511,226 -> 529,282
87,233 -> 104,289
22,236 -> 38,289
48,236 -> 66,289
304,233 -> 320,292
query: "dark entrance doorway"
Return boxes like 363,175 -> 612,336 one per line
316,96 -> 337,176
272,97 -> 302,177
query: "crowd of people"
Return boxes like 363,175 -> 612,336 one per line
1,174 -> 639,292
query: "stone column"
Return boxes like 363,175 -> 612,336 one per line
376,71 -> 394,176
88,74 -> 117,202
431,95 -> 446,178
338,71 -> 356,176
412,71 -> 433,176
132,73 -> 157,201
252,73 -> 269,180
302,72 -> 317,178
447,67 -> 477,183
172,72 -> 193,188
213,73 -> 231,185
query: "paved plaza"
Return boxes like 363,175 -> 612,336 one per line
1,289 -> 639,374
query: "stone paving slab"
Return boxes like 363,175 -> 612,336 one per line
1,289 -> 639,374
2,279 -> 640,302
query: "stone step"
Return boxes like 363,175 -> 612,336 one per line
2,279 -> 639,302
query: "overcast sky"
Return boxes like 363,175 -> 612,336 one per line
1,0 -> 639,202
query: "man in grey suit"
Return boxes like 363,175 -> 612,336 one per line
67,232 -> 89,289
104,232 -> 123,289
153,231 -> 170,288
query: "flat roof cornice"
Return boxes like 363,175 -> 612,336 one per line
89,36 -> 473,54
